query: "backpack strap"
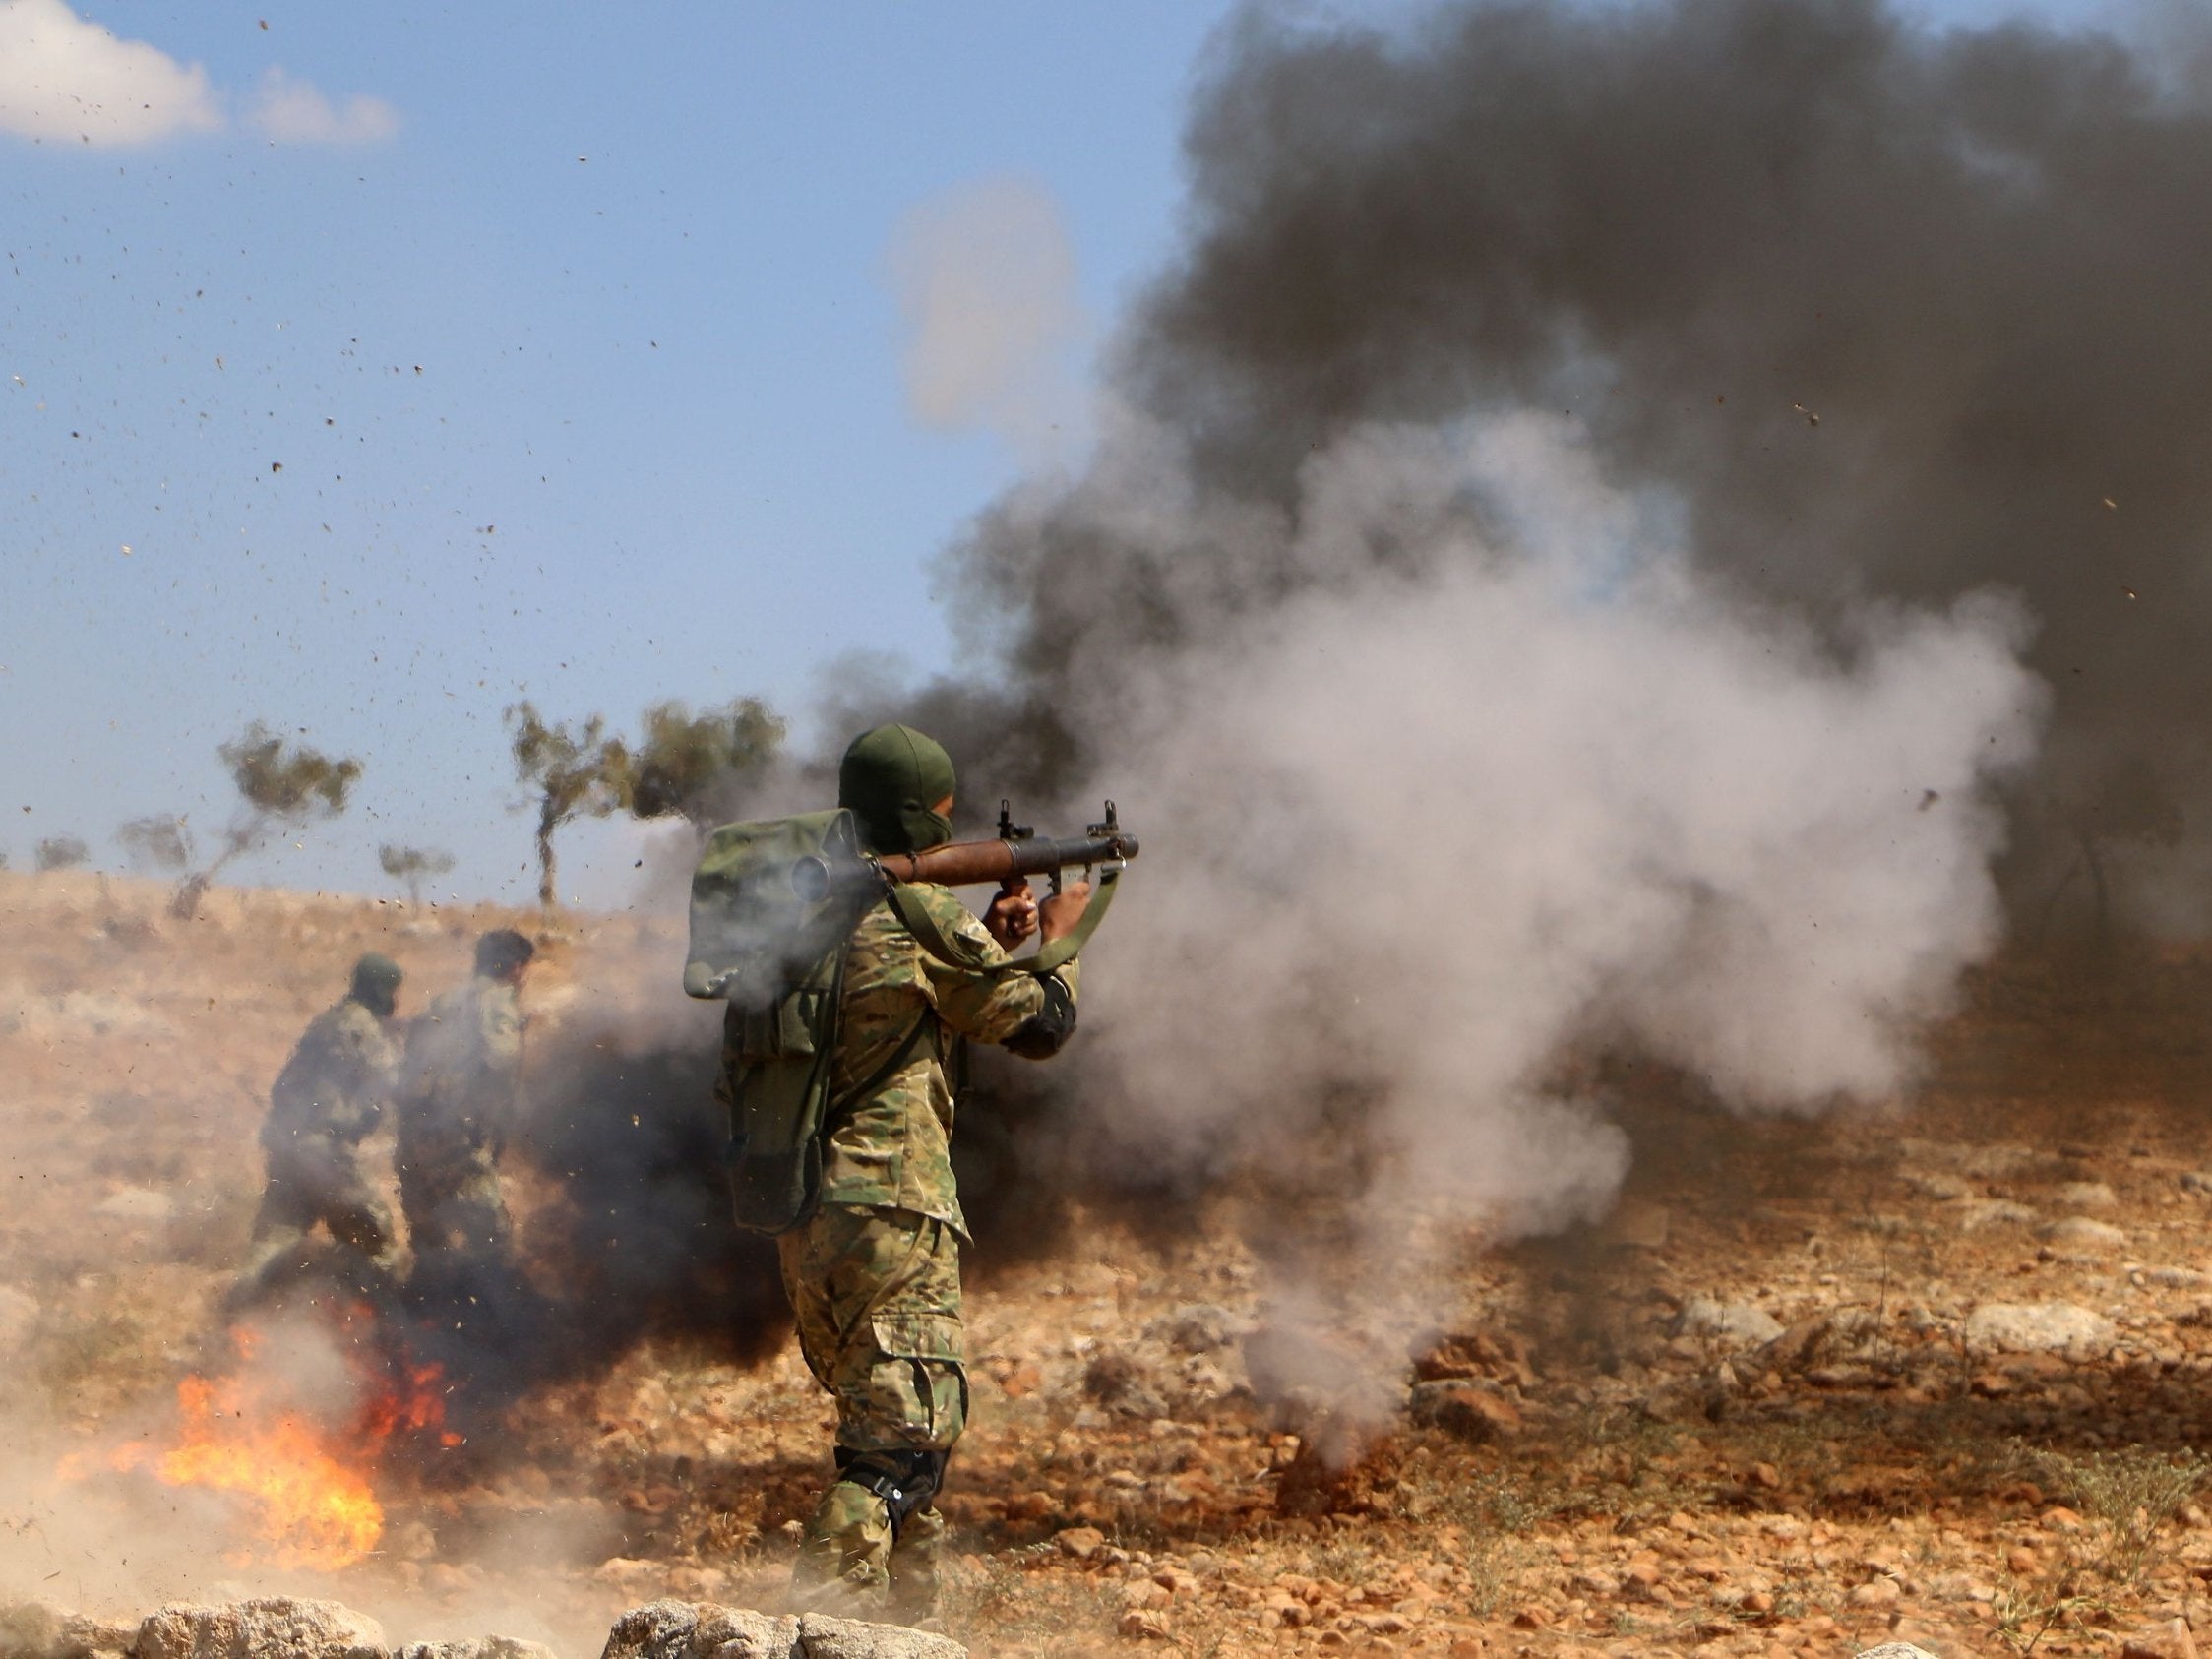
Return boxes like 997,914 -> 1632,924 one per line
882,865 -> 1121,978
823,1007 -> 934,1121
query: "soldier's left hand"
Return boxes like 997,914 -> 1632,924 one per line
985,879 -> 1039,950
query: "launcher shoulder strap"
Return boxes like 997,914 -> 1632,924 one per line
882,866 -> 1121,977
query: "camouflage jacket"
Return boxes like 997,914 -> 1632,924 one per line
264,997 -> 399,1150
819,886 -> 1076,1241
398,975 -> 524,1159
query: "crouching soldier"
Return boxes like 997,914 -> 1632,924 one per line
234,952 -> 404,1305
776,725 -> 1089,1621
397,928 -> 533,1261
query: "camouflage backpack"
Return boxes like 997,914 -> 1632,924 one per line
684,809 -> 941,1235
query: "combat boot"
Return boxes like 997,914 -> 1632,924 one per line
887,1504 -> 949,1626
789,1479 -> 894,1616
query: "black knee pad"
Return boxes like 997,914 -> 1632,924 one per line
834,1446 -> 951,1537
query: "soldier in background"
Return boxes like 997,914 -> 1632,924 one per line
234,952 -> 405,1304
397,928 -> 534,1261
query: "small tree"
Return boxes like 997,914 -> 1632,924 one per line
623,696 -> 786,831
508,702 -> 628,909
171,723 -> 364,918
379,843 -> 456,906
34,835 -> 90,872
118,815 -> 195,873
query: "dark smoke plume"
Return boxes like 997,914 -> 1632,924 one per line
952,0 -> 2212,936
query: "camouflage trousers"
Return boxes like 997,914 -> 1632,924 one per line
236,1136 -> 397,1303
399,1138 -> 510,1256
777,1203 -> 966,1619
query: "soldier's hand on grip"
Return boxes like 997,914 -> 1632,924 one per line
984,879 -> 1039,950
1037,880 -> 1091,945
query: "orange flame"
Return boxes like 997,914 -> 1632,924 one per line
85,1315 -> 461,1569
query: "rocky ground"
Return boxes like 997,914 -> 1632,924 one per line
9,869 -> 2212,1657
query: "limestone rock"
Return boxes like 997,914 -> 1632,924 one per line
799,1612 -> 969,1659
598,1601 -> 962,1659
2057,1180 -> 2119,1210
1962,1301 -> 2116,1357
598,1600 -> 797,1659
0,1600 -> 136,1658
1956,1198 -> 2038,1231
396,1641 -> 558,1659
135,1597 -> 386,1659
2121,1618 -> 2200,1659
1671,1297 -> 1784,1349
2039,1216 -> 2127,1253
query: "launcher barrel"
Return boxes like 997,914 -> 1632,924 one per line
871,829 -> 1139,889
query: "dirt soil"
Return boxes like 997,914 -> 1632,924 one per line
10,868 -> 2212,1658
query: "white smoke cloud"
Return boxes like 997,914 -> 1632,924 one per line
247,67 -> 399,147
1059,412 -> 2045,1235
889,175 -> 1085,461
0,2 -> 397,150
0,0 -> 222,147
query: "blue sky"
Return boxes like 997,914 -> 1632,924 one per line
0,0 -> 2135,905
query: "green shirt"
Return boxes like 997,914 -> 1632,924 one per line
264,997 -> 399,1149
819,886 -> 1076,1240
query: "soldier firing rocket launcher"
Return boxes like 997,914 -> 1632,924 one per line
683,800 -> 1138,1004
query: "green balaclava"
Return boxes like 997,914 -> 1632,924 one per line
838,724 -> 956,855
349,952 -> 402,1018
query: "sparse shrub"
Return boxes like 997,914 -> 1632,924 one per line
171,723 -> 363,917
378,842 -> 456,904
34,835 -> 89,872
623,696 -> 785,830
1992,1440 -> 2212,1654
508,702 -> 628,909
117,815 -> 193,872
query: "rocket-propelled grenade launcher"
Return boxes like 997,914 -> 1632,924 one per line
683,800 -> 1137,1002
796,799 -> 1138,900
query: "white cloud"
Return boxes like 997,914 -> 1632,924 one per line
0,2 -> 398,150
248,66 -> 399,146
890,176 -> 1086,461
0,0 -> 222,147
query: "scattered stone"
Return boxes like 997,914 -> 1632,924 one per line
1963,1302 -> 2117,1357
1854,1647 -> 1943,1659
1082,1350 -> 1170,1419
1671,1297 -> 1784,1349
1411,1329 -> 1538,1388
1115,1609 -> 1172,1641
1957,1143 -> 2045,1180
1407,1379 -> 1522,1442
1899,1169 -> 1971,1200
598,1601 -> 798,1659
2040,1216 -> 2127,1253
2181,1172 -> 2212,1195
801,1611 -> 970,1659
135,1598 -> 386,1659
92,1185 -> 176,1222
0,1601 -> 135,1659
396,1641 -> 556,1659
2149,1267 -> 2210,1289
1956,1198 -> 2039,1231
2057,1180 -> 2119,1210
2121,1619 -> 2200,1659
1153,1304 -> 1241,1354
1055,1525 -> 1107,1560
